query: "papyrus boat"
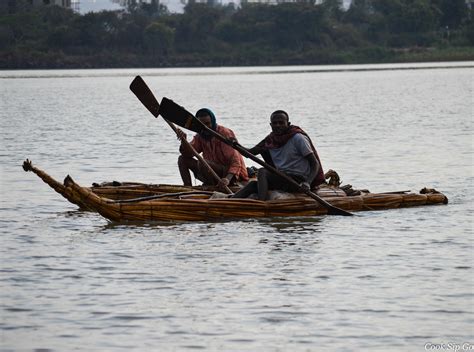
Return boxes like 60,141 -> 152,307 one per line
24,159 -> 448,222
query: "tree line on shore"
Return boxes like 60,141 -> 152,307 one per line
0,0 -> 473,69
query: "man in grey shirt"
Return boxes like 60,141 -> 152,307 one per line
232,110 -> 325,200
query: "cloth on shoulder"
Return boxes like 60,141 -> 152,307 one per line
252,125 -> 325,188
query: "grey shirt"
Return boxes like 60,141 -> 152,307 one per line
269,133 -> 314,180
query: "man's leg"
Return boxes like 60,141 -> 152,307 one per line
258,168 -> 298,200
196,160 -> 226,186
178,155 -> 199,186
257,168 -> 271,200
231,180 -> 258,198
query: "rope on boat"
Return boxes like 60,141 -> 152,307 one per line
106,191 -> 215,203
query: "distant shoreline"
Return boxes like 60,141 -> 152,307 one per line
2,3 -> 473,71
1,61 -> 473,78
2,49 -> 474,71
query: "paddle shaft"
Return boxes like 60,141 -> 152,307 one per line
165,119 -> 233,194
132,78 -> 352,216
129,76 -> 233,194
196,126 -> 352,215
157,96 -> 352,216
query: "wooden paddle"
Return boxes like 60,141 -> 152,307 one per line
129,76 -> 233,194
158,97 -> 354,217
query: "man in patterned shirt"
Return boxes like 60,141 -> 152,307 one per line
176,108 -> 248,190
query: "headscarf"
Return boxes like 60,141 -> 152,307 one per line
195,108 -> 217,140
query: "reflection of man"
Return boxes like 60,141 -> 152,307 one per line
176,108 -> 248,189
232,110 -> 325,200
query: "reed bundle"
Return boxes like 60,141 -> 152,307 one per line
61,174 -> 450,222
24,160 -> 448,223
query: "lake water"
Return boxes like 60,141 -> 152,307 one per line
1,63 -> 473,351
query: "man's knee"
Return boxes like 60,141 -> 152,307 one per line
196,160 -> 206,174
258,168 -> 269,180
178,154 -> 191,168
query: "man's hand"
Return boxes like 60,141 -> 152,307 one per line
176,129 -> 187,141
299,182 -> 310,192
227,137 -> 238,147
218,177 -> 230,190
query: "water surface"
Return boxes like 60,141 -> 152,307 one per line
1,63 -> 473,351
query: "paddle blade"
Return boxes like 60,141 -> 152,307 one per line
129,76 -> 160,117
159,97 -> 204,134
327,206 -> 354,216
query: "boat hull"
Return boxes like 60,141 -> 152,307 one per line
63,175 -> 448,223
24,159 -> 448,223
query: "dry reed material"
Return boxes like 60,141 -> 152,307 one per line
63,176 -> 448,223
25,159 -> 449,223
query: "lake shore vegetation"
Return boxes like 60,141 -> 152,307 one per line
0,0 -> 473,69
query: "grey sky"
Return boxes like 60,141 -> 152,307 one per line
79,0 -> 352,14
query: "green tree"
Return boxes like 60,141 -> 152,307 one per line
272,4 -> 327,49
174,3 -> 224,52
370,0 -> 438,33
321,0 -> 343,20
432,0 -> 468,29
144,21 -> 174,56
114,12 -> 149,51
1,0 -> 473,69
345,0 -> 371,26
70,11 -> 121,50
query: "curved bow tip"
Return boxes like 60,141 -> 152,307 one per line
22,159 -> 33,172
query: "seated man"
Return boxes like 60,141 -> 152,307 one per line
232,110 -> 325,200
177,108 -> 248,189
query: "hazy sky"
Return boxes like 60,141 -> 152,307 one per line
79,0 -> 351,14
79,0 -> 123,14
78,0 -> 192,13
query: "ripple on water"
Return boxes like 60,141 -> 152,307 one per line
1,66 -> 473,352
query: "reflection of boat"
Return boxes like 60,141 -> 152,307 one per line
24,159 -> 448,222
